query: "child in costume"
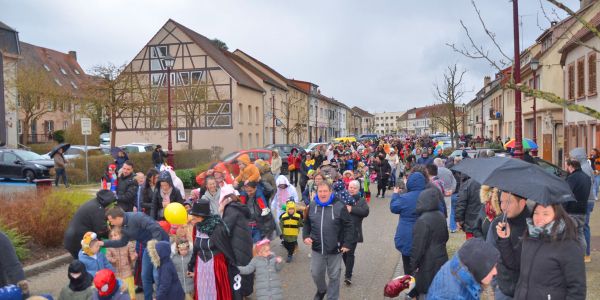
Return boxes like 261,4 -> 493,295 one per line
237,239 -> 284,300
171,239 -> 193,300
78,232 -> 114,277
105,228 -> 137,300
101,164 -> 118,194
279,200 -> 303,263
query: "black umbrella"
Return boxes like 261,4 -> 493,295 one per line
451,156 -> 574,205
49,143 -> 70,158
110,147 -> 122,160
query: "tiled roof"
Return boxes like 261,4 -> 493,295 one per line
559,10 -> 600,64
288,79 -> 314,94
19,41 -> 88,97
226,51 -> 288,91
233,49 -> 289,84
0,21 -> 17,32
351,106 -> 373,117
169,19 -> 264,93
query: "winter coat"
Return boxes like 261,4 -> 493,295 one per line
271,154 -> 282,175
59,286 -> 93,300
171,251 -> 193,294
222,201 -> 254,266
455,178 -> 482,235
570,147 -> 596,201
152,149 -> 166,165
153,171 -> 184,220
287,154 -> 301,170
103,212 -> 170,249
54,152 -> 66,168
486,207 -> 530,297
565,168 -> 591,215
374,160 -> 391,181
147,240 -> 185,300
105,242 -> 136,279
348,194 -> 370,244
162,168 -> 186,199
256,162 -> 276,200
426,255 -> 481,300
410,188 -> 449,294
64,191 -> 114,256
501,227 -> 586,299
234,154 -> 261,184
0,231 -> 25,288
302,196 -> 355,255
241,192 -> 276,239
237,255 -> 284,300
436,166 -> 456,195
416,155 -> 433,166
201,189 -> 221,216
117,172 -> 138,212
78,250 -> 114,277
390,172 -> 427,256
141,185 -> 157,219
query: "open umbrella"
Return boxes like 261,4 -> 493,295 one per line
451,156 -> 574,205
504,138 -> 538,150
110,147 -> 122,160
49,143 -> 70,158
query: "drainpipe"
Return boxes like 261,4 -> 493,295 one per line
262,92 -> 266,147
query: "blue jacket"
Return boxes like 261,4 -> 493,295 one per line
78,250 -> 115,277
390,172 -> 426,256
148,240 -> 185,300
427,255 -> 481,300
103,212 -> 169,248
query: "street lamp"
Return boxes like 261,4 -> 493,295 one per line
512,0 -> 524,159
162,54 -> 175,166
530,58 -> 540,157
271,87 -> 276,144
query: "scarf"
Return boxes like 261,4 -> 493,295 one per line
305,159 -> 315,169
196,214 -> 227,235
314,193 -> 335,207
526,218 -> 566,239
333,180 -> 355,206
485,202 -> 496,222
160,187 -> 173,202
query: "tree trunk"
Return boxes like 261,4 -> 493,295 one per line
110,108 -> 117,148
188,127 -> 193,150
22,117 -> 31,146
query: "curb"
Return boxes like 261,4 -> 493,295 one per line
24,253 -> 71,277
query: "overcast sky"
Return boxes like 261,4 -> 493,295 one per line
0,0 -> 580,113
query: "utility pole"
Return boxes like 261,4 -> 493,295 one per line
512,0 -> 524,159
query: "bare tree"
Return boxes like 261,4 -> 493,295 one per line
9,65 -> 69,145
279,94 -> 308,143
174,78 -> 209,150
432,64 -> 466,148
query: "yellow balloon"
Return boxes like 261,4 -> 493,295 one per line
164,203 -> 188,225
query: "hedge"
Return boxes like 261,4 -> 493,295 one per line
67,149 -> 214,184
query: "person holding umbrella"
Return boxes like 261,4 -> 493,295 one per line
51,143 -> 70,188
496,203 -> 586,299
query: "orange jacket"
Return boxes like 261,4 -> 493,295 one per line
234,154 -> 261,183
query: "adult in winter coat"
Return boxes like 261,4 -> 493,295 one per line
141,168 -> 159,219
255,159 -> 275,201
486,192 -> 530,299
390,172 -> 427,274
475,185 -> 500,241
497,203 -> 586,299
374,154 -> 392,198
344,180 -> 370,285
570,147 -> 596,261
200,176 -> 221,215
53,147 -> 69,187
220,193 -> 254,298
455,177 -> 482,239
152,145 -> 166,170
302,181 -> 355,300
241,182 -> 276,242
287,148 -> 301,186
410,188 -> 449,298
160,166 -> 186,199
0,231 -> 26,290
270,150 -> 283,178
100,208 -> 170,300
147,240 -> 185,300
427,238 -> 499,300
64,190 -> 115,258
116,161 -> 138,212
153,171 -> 184,220
565,158 -> 591,252
299,152 -> 316,193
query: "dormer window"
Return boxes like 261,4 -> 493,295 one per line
43,64 -> 50,71
70,81 -> 78,89
60,68 -> 67,75
54,78 -> 62,86
73,69 -> 80,75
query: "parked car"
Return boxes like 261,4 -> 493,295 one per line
0,149 -> 54,182
264,144 -> 305,175
43,145 -> 105,160
304,142 -> 327,153
120,143 -> 156,153
358,134 -> 379,140
221,149 -> 273,177
100,133 -> 110,146
534,157 -> 568,178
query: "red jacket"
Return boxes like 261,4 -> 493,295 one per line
287,155 -> 301,169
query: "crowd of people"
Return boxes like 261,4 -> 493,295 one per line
0,136 -> 595,300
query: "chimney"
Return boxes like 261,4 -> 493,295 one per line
484,76 -> 491,87
68,51 -> 77,61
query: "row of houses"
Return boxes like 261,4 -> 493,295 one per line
374,104 -> 466,136
0,19 -> 375,154
463,0 -> 600,165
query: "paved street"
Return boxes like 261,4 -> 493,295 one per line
28,187 -> 400,299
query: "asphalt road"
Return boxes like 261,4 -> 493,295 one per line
29,186 -> 401,299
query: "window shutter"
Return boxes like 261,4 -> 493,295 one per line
568,64 -> 575,100
589,52 -> 597,95
577,58 -> 585,98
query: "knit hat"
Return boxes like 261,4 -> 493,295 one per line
80,232 -> 97,257
93,269 -> 117,297
457,238 -> 500,283
218,184 -> 239,205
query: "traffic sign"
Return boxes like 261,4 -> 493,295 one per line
81,118 -> 92,135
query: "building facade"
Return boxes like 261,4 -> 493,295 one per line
374,111 -> 405,135
0,21 -> 19,148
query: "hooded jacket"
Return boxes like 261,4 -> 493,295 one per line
0,231 -> 25,288
348,193 -> 370,244
390,172 -> 427,256
302,194 -> 356,255
570,147 -> 595,202
147,240 -> 185,300
222,200 -> 254,297
103,212 -> 170,249
237,255 -> 284,300
234,154 -> 261,184
455,178 -> 482,235
64,190 -> 115,257
271,176 -> 299,221
117,171 -> 138,212
152,171 -> 184,220
565,168 -> 591,215
171,249 -> 193,294
78,249 -> 114,277
410,188 -> 449,294
426,255 -> 481,300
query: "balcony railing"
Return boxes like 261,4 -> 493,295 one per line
19,134 -> 54,144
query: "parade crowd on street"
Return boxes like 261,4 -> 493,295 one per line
0,134 -> 594,300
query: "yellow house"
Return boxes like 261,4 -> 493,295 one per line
114,19 -> 265,154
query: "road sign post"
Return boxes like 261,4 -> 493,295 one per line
81,118 -> 91,183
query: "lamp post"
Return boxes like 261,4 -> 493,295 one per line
162,54 -> 175,166
530,58 -> 540,157
512,0 -> 524,159
271,87 -> 276,144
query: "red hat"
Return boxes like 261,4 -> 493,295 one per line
94,269 -> 117,297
